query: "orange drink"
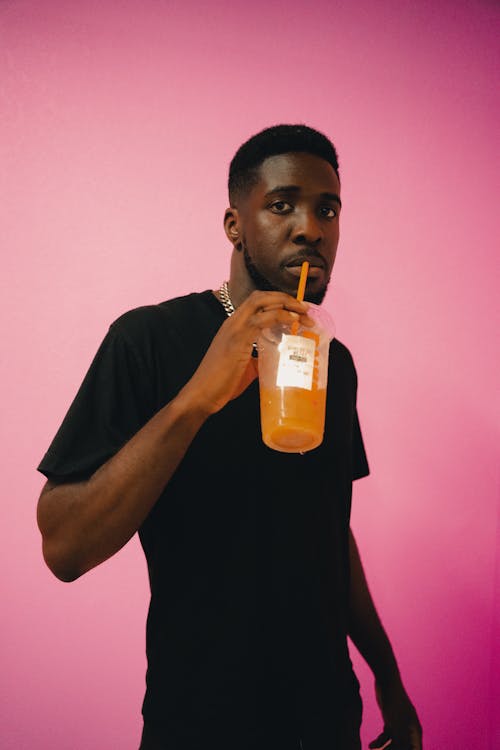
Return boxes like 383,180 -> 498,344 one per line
260,385 -> 327,452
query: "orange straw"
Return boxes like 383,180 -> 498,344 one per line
296,261 -> 309,302
291,261 -> 309,334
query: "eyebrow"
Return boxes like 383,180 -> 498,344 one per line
265,184 -> 342,207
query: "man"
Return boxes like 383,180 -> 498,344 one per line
37,125 -> 422,749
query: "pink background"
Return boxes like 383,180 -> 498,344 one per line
1,1 -> 499,747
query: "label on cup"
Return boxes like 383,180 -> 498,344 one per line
276,334 -> 316,390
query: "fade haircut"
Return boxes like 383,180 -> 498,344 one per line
228,124 -> 339,205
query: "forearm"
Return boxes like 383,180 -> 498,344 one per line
37,384 -> 210,582
348,529 -> 402,687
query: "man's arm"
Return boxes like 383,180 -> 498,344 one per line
37,389 -> 211,582
37,291 -> 311,583
348,529 -> 423,750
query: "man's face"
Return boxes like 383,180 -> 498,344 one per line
235,152 -> 341,304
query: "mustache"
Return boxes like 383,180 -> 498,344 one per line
280,248 -> 327,270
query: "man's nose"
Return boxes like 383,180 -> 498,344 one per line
291,209 -> 322,244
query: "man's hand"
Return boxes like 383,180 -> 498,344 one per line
347,531 -> 422,750
369,679 -> 423,750
182,290 -> 313,415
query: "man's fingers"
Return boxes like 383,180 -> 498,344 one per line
253,301 -> 306,314
369,728 -> 422,750
369,730 -> 392,749
223,289 -> 315,344
409,724 -> 423,750
242,289 -> 310,316
248,308 -> 313,333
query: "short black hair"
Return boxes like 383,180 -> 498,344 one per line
228,124 -> 339,205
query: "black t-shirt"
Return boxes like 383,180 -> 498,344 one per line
38,290 -> 369,749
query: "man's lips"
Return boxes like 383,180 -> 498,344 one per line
283,252 -> 327,280
285,265 -> 324,279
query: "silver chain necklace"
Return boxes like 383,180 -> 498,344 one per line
218,281 -> 235,317
217,281 -> 258,356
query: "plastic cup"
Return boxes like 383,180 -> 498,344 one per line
257,304 -> 335,453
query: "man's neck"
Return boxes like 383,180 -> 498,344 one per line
223,253 -> 257,309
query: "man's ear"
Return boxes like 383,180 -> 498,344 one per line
224,207 -> 243,251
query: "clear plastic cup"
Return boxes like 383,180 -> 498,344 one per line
257,304 -> 335,453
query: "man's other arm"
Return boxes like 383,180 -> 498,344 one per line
348,529 -> 423,750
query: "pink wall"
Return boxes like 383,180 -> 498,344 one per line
2,0 -> 498,747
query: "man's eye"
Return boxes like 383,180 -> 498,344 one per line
320,206 -> 337,219
270,201 -> 293,213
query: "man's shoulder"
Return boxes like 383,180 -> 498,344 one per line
110,290 -> 215,337
330,337 -> 355,367
328,338 -> 360,389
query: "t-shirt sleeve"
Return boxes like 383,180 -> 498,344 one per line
352,408 -> 369,481
37,322 -> 154,482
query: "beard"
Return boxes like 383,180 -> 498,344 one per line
242,243 -> 329,305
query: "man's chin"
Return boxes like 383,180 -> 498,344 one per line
303,286 -> 328,305
256,279 -> 328,305
269,285 -> 327,305
261,281 -> 326,304
275,270 -> 330,304
291,276 -> 329,305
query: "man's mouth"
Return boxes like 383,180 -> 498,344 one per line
285,265 -> 324,279
283,256 -> 326,280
